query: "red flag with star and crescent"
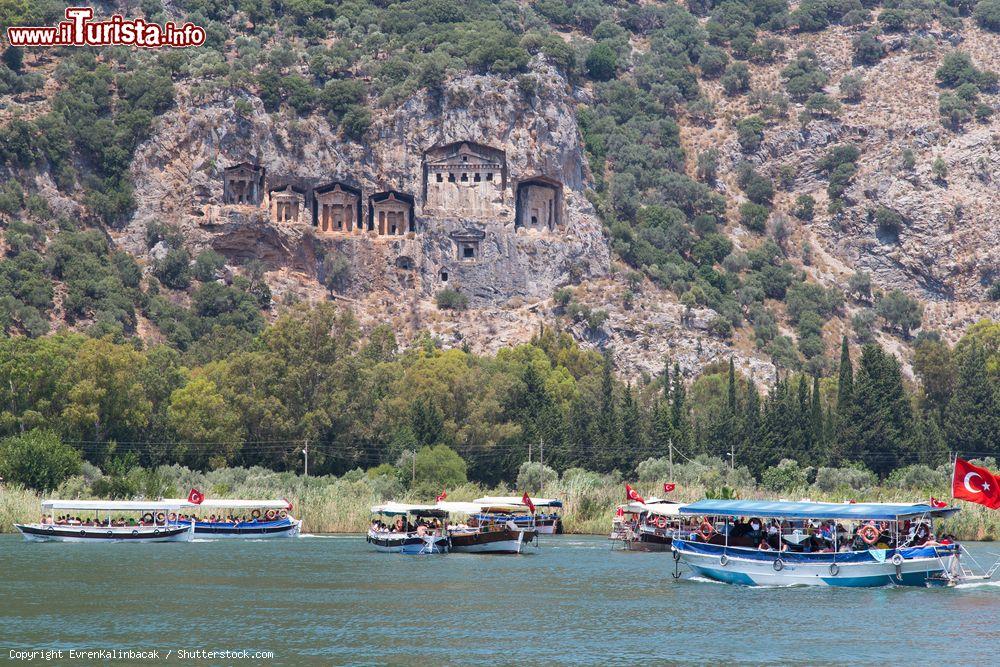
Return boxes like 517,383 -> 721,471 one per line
187,488 -> 204,505
625,483 -> 644,504
929,497 -> 947,509
952,458 -> 1000,509
521,492 -> 536,514
663,483 -> 676,493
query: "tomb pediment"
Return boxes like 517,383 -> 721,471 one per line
424,141 -> 505,168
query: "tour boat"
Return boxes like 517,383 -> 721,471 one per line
440,501 -> 537,554
610,497 -> 692,552
367,502 -> 450,554
165,497 -> 301,539
472,496 -> 563,534
15,500 -> 194,543
670,499 -> 997,587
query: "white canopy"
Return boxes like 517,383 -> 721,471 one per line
41,500 -> 190,512
615,500 -> 685,516
164,498 -> 292,510
473,496 -> 562,508
434,501 -> 487,514
371,502 -> 449,516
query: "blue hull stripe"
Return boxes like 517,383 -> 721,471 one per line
689,565 -> 757,586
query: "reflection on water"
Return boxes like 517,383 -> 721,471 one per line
2,535 -> 998,664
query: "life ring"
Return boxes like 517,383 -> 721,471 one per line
699,520 -> 715,540
773,558 -> 784,572
829,563 -> 840,576
153,528 -> 160,535
891,553 -> 903,566
141,513 -> 153,524
279,509 -> 288,519
79,530 -> 86,536
168,512 -> 177,521
656,515 -> 668,529
859,523 -> 880,545
107,530 -> 113,536
156,512 -> 165,522
251,509 -> 261,519
132,530 -> 138,536
646,514 -> 656,525
265,509 -> 277,521
720,554 -> 729,566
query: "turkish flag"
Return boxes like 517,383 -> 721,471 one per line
625,483 -> 644,504
952,458 -> 1000,509
282,498 -> 293,511
521,492 -> 536,514
187,488 -> 204,505
436,489 -> 447,502
929,497 -> 947,509
663,483 -> 676,493
615,506 -> 624,517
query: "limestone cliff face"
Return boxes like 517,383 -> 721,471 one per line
686,24 -> 1000,341
126,60 -> 610,308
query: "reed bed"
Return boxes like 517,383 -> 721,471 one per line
3,466 -> 999,540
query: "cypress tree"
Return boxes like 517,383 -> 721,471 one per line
834,336 -> 854,462
811,374 -> 824,457
597,348 -> 621,470
945,343 -> 1000,456
844,345 -> 913,476
727,358 -> 738,415
671,362 -> 686,435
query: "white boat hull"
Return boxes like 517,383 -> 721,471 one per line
16,523 -> 194,543
366,530 -> 449,554
674,540 -> 956,587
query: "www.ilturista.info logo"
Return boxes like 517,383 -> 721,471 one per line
7,7 -> 206,48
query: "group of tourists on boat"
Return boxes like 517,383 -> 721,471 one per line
15,491 -> 301,543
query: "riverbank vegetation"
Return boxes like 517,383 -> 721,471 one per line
3,457 -> 999,540
0,305 -> 998,536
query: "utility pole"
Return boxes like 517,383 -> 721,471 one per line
528,440 -> 532,465
539,438 -> 544,468
411,450 -> 416,485
303,441 -> 309,477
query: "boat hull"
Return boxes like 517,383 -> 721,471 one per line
367,531 -> 449,554
450,528 -> 536,554
673,540 -> 957,587
176,518 -> 301,539
16,523 -> 194,543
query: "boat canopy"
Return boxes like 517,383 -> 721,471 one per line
371,502 -> 449,517
679,499 -> 959,520
164,498 -> 292,510
616,500 -> 685,516
473,496 -> 563,508
434,501 -> 487,514
41,499 -> 190,512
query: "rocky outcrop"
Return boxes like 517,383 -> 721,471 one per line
126,59 -> 610,308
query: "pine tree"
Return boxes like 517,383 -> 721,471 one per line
810,374 -> 824,457
728,358 -> 738,415
596,348 -> 622,470
834,336 -> 854,462
844,345 -> 913,476
945,343 -> 1000,457
796,375 -> 811,455
670,362 -> 688,448
620,383 -> 644,469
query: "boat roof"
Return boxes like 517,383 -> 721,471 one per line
371,502 -> 449,517
436,501 -> 493,514
41,500 -> 190,512
679,499 -> 959,520
473,496 -> 563,508
164,498 -> 292,510
616,500 -> 685,516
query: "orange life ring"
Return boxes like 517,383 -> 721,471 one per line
167,513 -> 177,522
859,523 -> 880,545
656,515 -> 668,529
699,520 -> 715,540
155,512 -> 166,522
646,514 -> 657,525
265,509 -> 277,521
279,509 -> 288,519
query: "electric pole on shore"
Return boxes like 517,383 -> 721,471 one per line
668,437 -> 674,481
303,441 -> 309,477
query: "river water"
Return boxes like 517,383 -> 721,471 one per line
2,534 -> 998,665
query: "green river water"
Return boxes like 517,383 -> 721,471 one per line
2,534 -> 998,665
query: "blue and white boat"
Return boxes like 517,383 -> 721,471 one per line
472,496 -> 563,534
367,502 -> 450,554
167,498 -> 301,539
671,499 -> 995,587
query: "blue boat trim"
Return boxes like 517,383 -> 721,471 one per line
673,539 -> 957,563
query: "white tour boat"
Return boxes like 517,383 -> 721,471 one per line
165,496 -> 301,539
15,499 -> 194,543
472,496 -> 563,534
439,501 -> 537,554
671,499 -> 999,587
367,502 -> 451,554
